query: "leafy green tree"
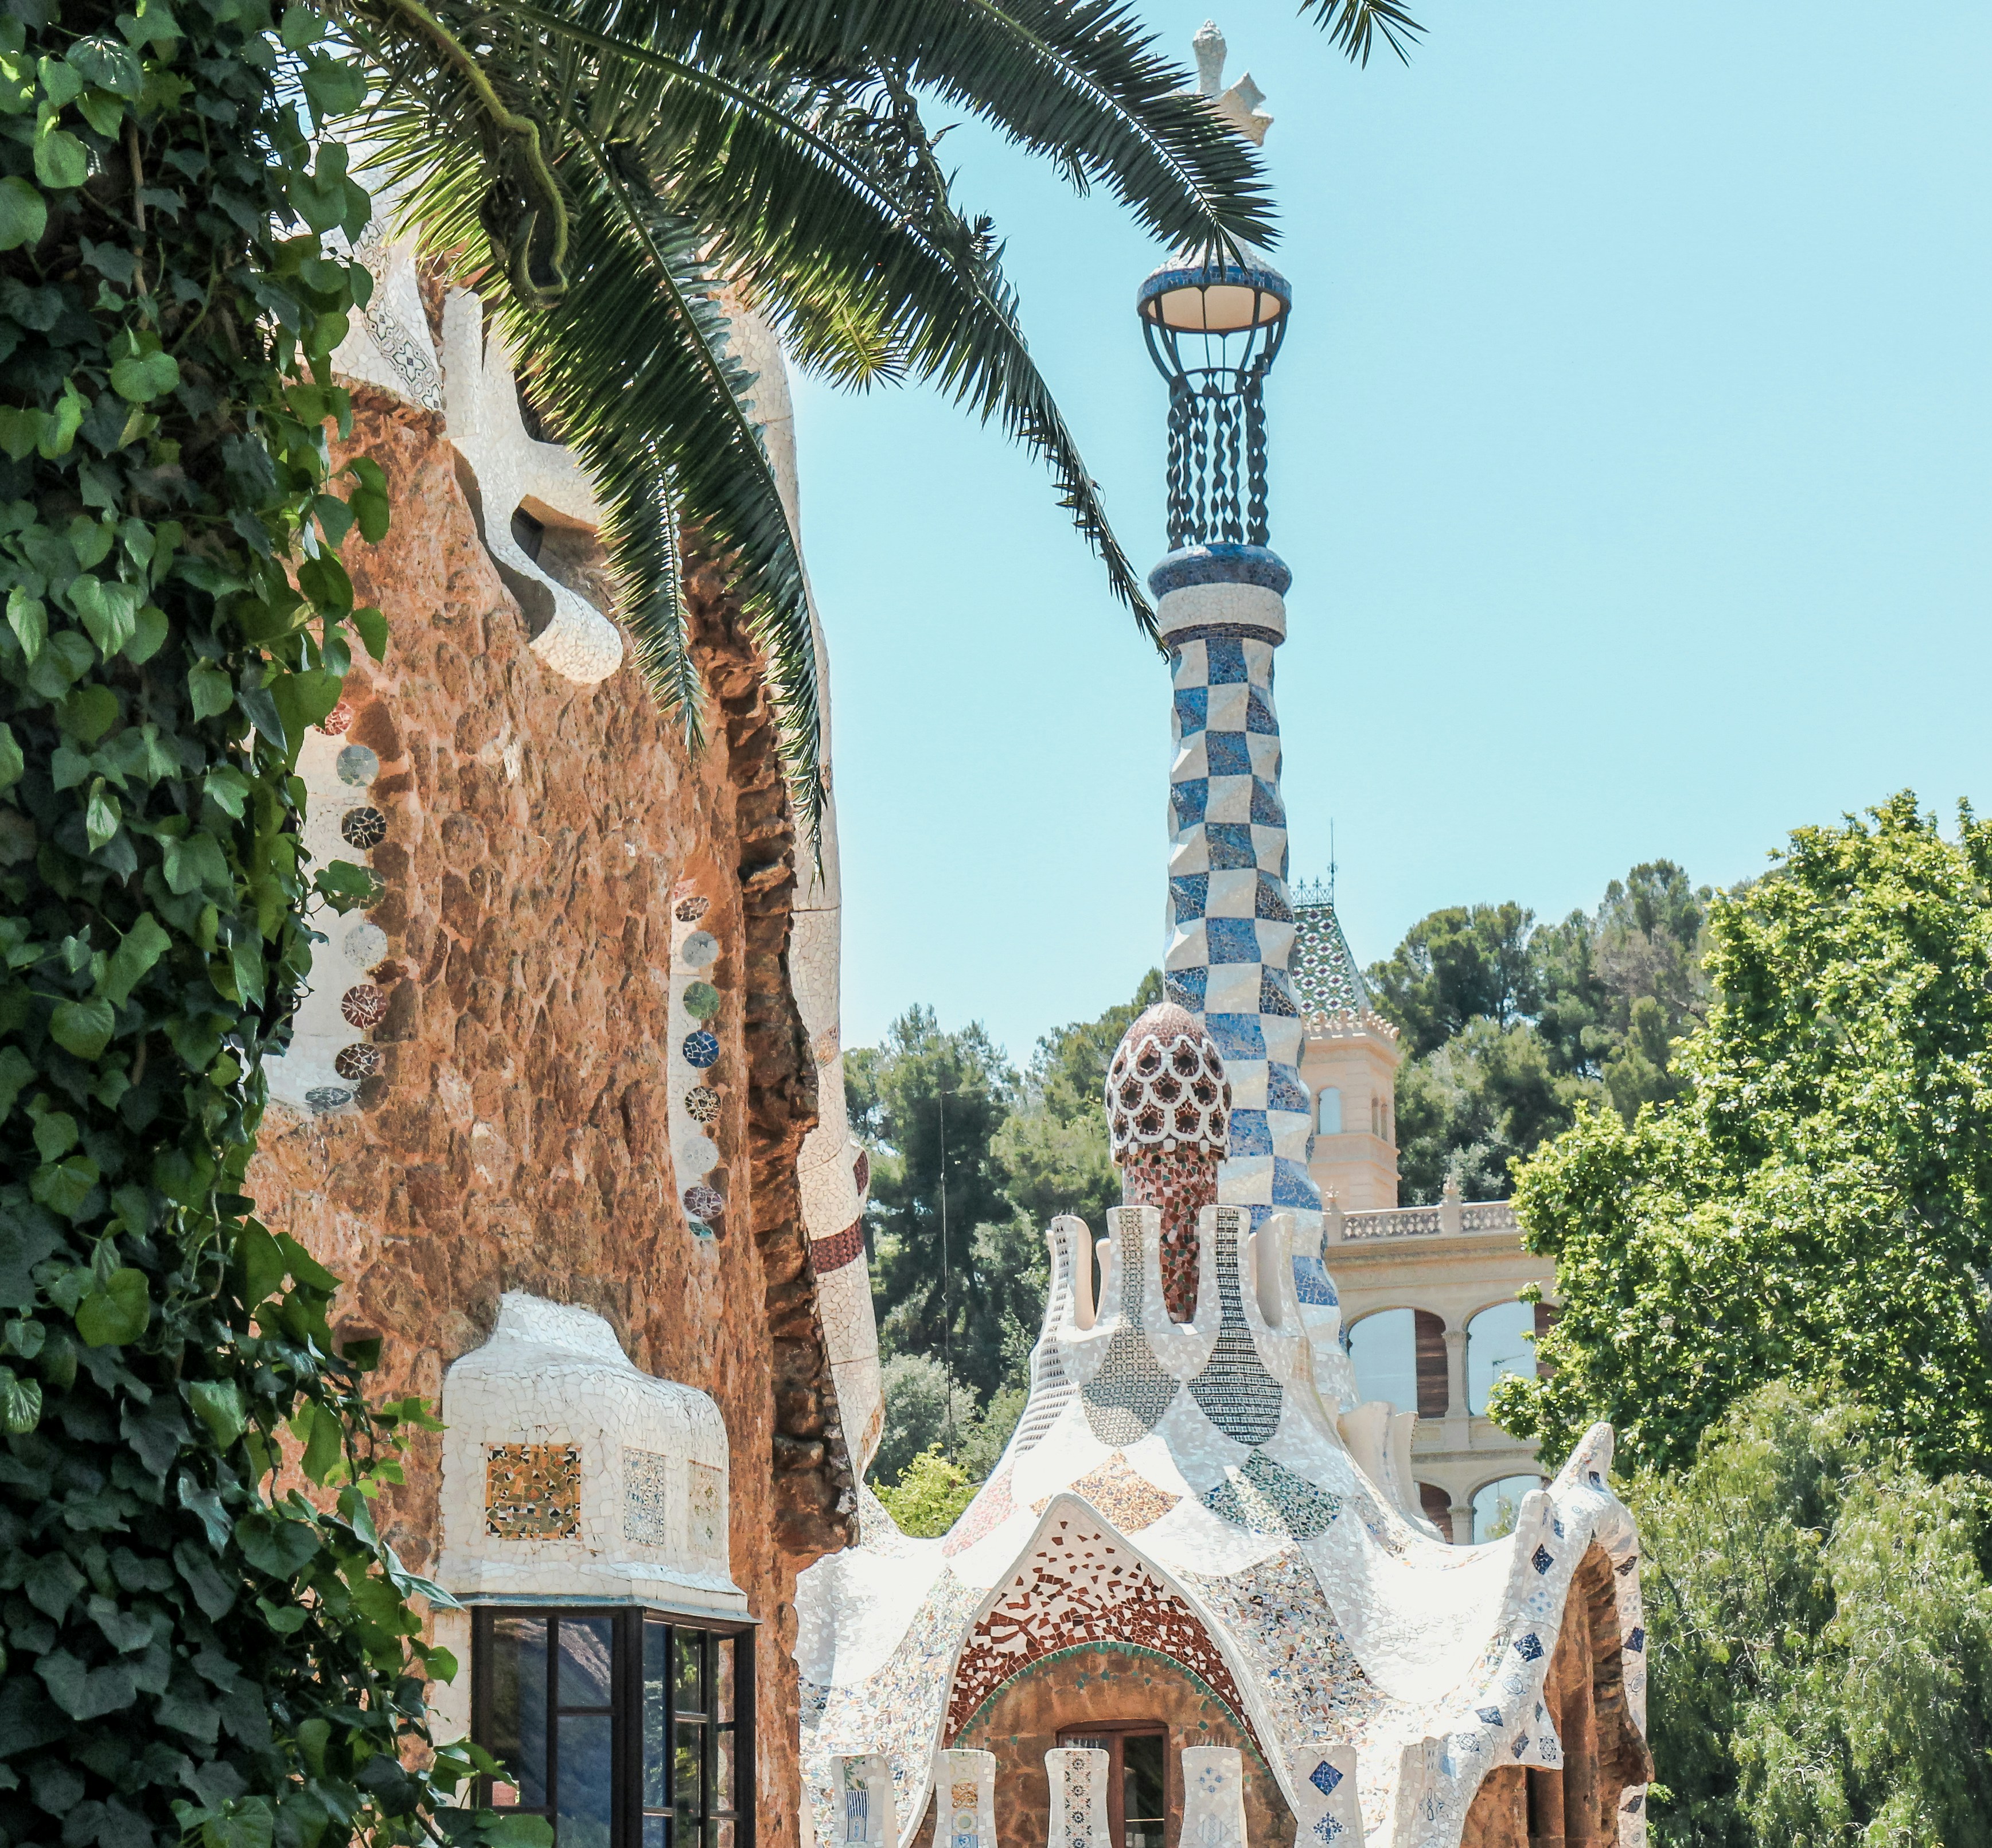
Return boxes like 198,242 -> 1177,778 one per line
869,1352 -> 979,1485
1367,903 -> 1537,1058
874,1445 -> 979,1539
1632,1384 -> 1992,1846
849,1007 -> 1018,1398
1493,796 -> 1992,1479
1394,1016 -> 1591,1203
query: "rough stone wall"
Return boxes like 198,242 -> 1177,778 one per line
942,1644 -> 1293,1848
1459,1543 -> 1653,1847
246,389 -> 853,1847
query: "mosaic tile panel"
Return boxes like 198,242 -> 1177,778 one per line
945,1518 -> 1253,1748
810,1220 -> 866,1276
1046,1748 -> 1108,1848
688,1460 -> 725,1557
1203,1451 -> 1342,1540
933,1749 -> 995,1848
485,1441 -> 581,1539
1079,1256 -> 1180,1447
1182,1748 -> 1246,1848
1037,1452 -> 1180,1534
1187,1208 -> 1284,1445
623,1447 -> 670,1545
1120,1140 -> 1217,1321
942,1467 -> 1016,1559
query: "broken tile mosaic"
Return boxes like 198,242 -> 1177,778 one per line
485,1442 -> 581,1539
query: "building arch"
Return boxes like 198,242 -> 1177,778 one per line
1344,1304 -> 1448,1418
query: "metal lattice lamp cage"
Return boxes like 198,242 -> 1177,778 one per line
1138,248 -> 1291,550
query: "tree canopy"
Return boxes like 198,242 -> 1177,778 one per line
849,973 -> 1158,1482
1493,796 -> 1992,1480
1632,1384 -> 1992,1846
1370,861 -> 1712,1201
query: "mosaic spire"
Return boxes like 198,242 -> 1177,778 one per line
1288,878 -> 1375,1017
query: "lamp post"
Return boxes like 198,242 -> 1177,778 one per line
1137,151 -> 1341,1337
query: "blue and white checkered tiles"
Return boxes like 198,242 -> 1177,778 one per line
1163,625 -> 1321,1235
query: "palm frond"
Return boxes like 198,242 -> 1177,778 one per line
1299,0 -> 1426,67
533,0 -> 1277,252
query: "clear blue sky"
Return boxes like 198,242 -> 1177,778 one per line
792,1 -> 1992,1067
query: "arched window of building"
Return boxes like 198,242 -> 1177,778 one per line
1346,1308 -> 1448,1417
1317,1086 -> 1342,1135
1471,1475 -> 1546,1543
1466,1301 -> 1537,1414
1417,1481 -> 1454,1534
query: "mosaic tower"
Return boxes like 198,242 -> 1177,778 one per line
1139,241 -> 1324,1272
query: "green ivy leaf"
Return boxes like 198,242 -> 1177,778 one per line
237,1222 -> 285,1309
76,88 -> 123,138
49,995 -> 115,1058
0,1364 -> 43,1433
32,1110 -> 77,1161
0,719 -> 24,790
85,778 -> 121,852
100,913 -> 169,1005
109,348 -> 180,404
65,35 -> 144,97
75,1267 -> 149,1347
187,1379 -> 246,1448
161,831 -> 228,896
294,1399 -> 342,1484
70,573 -> 140,655
235,1508 -> 319,1576
352,605 -> 388,661
126,602 -> 167,662
31,1153 -> 99,1218
0,174 -> 45,249
57,684 -> 119,744
32,126 -> 87,190
187,662 -> 233,720
0,1044 -> 34,1118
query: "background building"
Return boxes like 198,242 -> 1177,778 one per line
1293,882 -> 1557,1543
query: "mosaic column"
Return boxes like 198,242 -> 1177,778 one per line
1158,546 -> 1319,1250
829,1754 -> 896,1847
1289,1743 -> 1365,1845
1043,1749 -> 1109,1847
1181,1747 -> 1248,1847
932,1749 -> 996,1848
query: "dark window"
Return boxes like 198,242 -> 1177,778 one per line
474,1608 -> 753,1848
1057,1724 -> 1168,1848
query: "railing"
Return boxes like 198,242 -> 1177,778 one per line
1324,1194 -> 1520,1243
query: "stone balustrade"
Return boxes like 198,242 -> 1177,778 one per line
1324,1183 -> 1520,1244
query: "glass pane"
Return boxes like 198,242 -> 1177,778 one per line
1346,1308 -> 1418,1414
675,1630 -> 706,1716
1123,1733 -> 1165,1839
641,1820 -> 666,1848
488,1615 -> 549,1807
644,1621 -> 669,1809
555,1712 -> 613,1848
673,1720 -> 704,1821
714,1728 -> 735,1812
714,1636 -> 735,1725
1317,1085 -> 1342,1134
558,1616 -> 615,1709
1467,1301 -> 1538,1414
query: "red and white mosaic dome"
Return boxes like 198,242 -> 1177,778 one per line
1105,1001 -> 1231,1160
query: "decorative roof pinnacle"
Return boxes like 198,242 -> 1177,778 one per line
1190,20 -> 1274,146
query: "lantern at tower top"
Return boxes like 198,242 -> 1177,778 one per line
1137,25 -> 1289,551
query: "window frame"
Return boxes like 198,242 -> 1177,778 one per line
470,1604 -> 756,1848
1055,1721 -> 1170,1846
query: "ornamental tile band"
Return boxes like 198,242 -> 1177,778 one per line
485,1441 -> 581,1539
623,1447 -> 671,1546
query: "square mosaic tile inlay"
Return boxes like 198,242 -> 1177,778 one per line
486,1442 -> 581,1539
689,1460 -> 726,1557
624,1447 -> 671,1545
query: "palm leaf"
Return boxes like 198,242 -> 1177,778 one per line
1299,0 -> 1426,67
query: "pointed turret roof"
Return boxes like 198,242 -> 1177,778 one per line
1289,878 -> 1375,1017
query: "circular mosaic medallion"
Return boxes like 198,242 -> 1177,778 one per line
342,921 -> 388,968
674,894 -> 710,925
683,1184 -> 725,1220
336,743 -> 380,786
681,929 -> 719,967
305,1086 -> 353,1112
340,806 -> 388,849
685,1087 -> 720,1125
682,980 -> 720,1020
677,1134 -> 719,1173
681,1031 -> 720,1069
317,700 -> 354,736
334,1043 -> 382,1081
814,1027 -> 839,1067
341,984 -> 387,1029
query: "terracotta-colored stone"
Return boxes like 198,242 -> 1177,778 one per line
248,391 -> 854,1848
